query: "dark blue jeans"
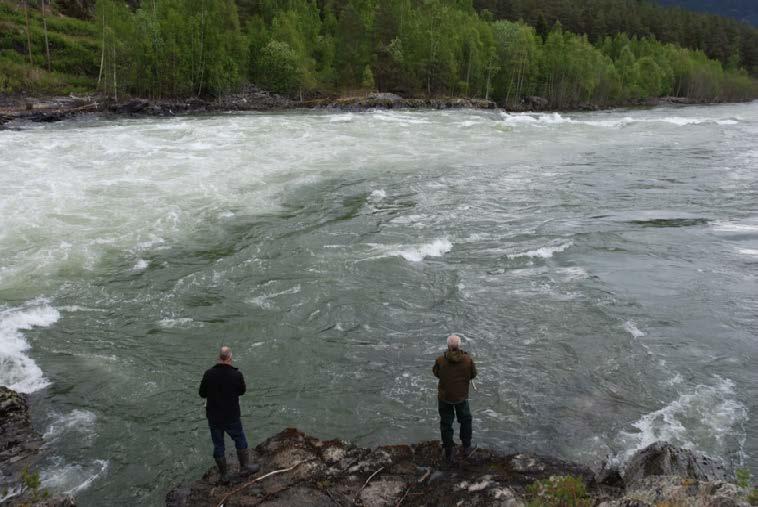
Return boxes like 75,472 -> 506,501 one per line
438,399 -> 472,449
209,419 -> 248,458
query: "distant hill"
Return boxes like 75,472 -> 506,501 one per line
656,0 -> 758,26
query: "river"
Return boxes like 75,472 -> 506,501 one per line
0,104 -> 756,505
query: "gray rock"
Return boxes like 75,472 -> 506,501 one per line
623,442 -> 728,488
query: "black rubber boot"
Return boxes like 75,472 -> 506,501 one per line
214,456 -> 230,485
443,445 -> 455,466
237,449 -> 260,476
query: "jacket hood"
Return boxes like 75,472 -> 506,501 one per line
445,350 -> 466,363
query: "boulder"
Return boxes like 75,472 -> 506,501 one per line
622,442 -> 728,488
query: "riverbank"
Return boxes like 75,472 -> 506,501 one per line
166,427 -> 754,506
1,89 -> 749,128
1,384 -> 755,506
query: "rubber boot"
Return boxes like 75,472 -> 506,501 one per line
237,449 -> 260,476
443,446 -> 455,466
214,456 -> 230,485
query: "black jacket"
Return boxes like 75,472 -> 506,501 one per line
199,363 -> 246,425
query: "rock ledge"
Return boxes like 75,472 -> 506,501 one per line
166,428 -> 753,507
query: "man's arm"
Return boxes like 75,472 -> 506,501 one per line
238,372 -> 247,396
470,358 -> 477,380
433,358 -> 440,378
199,371 -> 208,398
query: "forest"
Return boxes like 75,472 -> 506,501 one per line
1,0 -> 757,108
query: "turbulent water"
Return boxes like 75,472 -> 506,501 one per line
1,104 -> 756,505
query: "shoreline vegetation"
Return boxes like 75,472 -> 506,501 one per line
2,0 -> 758,116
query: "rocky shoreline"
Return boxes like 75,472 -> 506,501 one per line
166,428 -> 753,507
0,385 -> 755,506
0,89 -> 498,128
0,88 -> 745,129
0,387 -> 74,506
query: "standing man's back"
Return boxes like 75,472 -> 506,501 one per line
433,335 -> 477,463
199,346 -> 259,483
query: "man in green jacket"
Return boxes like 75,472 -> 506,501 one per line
433,334 -> 477,463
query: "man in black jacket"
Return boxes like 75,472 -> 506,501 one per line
199,346 -> 259,483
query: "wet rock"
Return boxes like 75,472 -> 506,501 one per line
367,92 -> 403,101
0,387 -> 77,506
523,96 -> 549,110
622,442 -> 728,488
0,387 -> 43,476
167,429 -> 754,507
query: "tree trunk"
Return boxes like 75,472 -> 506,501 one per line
41,0 -> 51,71
97,13 -> 105,88
23,0 -> 33,66
112,45 -> 117,101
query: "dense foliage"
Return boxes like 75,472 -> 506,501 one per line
655,0 -> 758,27
1,0 -> 757,105
472,0 -> 758,76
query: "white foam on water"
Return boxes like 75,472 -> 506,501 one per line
41,459 -> 109,495
328,113 -> 354,123
378,238 -> 453,262
0,301 -> 59,393
157,317 -> 196,328
0,486 -> 22,502
248,285 -> 302,309
132,259 -> 149,271
555,266 -> 589,281
737,248 -> 758,256
623,320 -> 646,338
499,111 -> 738,129
43,409 -> 97,444
507,241 -> 573,259
613,376 -> 748,466
712,221 -> 758,232
369,189 -> 387,201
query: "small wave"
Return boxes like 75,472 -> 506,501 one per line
43,409 -> 97,444
328,113 -> 354,123
132,259 -> 149,271
500,112 -> 571,125
712,222 -> 758,233
507,242 -> 573,259
623,320 -> 646,338
158,317 -> 197,328
613,376 -> 748,466
249,285 -> 302,309
0,301 -> 59,393
369,189 -> 387,201
738,248 -> 758,256
41,459 -> 109,496
382,238 -> 453,262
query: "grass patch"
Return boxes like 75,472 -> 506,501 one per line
526,475 -> 592,507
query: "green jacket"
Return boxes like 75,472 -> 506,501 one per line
433,349 -> 477,403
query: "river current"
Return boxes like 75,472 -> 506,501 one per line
0,104 -> 756,505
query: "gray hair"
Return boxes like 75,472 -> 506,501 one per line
219,346 -> 232,361
447,335 -> 461,350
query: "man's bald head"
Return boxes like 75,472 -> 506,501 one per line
447,335 -> 461,350
219,346 -> 233,363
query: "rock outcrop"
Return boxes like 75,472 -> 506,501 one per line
0,387 -> 43,479
0,387 -> 76,506
166,429 -> 754,507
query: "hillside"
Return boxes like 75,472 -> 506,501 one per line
655,0 -> 758,26
0,0 -> 98,94
1,0 -> 757,107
